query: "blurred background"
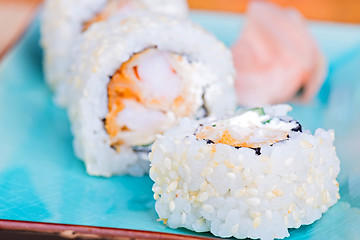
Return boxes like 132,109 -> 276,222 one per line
0,1 -> 360,238
1,0 -> 360,59
189,0 -> 360,22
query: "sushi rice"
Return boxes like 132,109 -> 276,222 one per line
41,0 -> 189,106
150,104 -> 340,240
67,13 -> 236,177
40,2 -> 341,238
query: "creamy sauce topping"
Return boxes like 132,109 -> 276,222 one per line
196,111 -> 298,148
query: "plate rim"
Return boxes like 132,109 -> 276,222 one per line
0,219 -> 216,240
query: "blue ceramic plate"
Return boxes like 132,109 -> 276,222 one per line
1,10 -> 360,239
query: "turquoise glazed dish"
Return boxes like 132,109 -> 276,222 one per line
1,11 -> 360,239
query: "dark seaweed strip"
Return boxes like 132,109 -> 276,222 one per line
204,139 -> 215,144
280,119 -> 302,132
234,146 -> 261,155
251,147 -> 261,155
201,91 -> 209,117
101,118 -> 109,134
132,146 -> 151,154
291,121 -> 302,132
270,139 -> 289,147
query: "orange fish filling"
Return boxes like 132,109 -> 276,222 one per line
105,54 -> 142,139
197,129 -> 259,148
217,130 -> 257,148
196,128 -> 285,149
83,13 -> 106,32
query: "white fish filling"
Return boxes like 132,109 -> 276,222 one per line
107,48 -> 213,147
196,110 -> 298,149
137,50 -> 182,103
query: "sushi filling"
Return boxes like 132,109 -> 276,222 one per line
196,109 -> 300,154
82,0 -> 140,31
105,48 -> 210,149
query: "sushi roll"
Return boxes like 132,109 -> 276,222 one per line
67,13 -> 237,177
40,0 -> 188,106
150,105 -> 340,240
